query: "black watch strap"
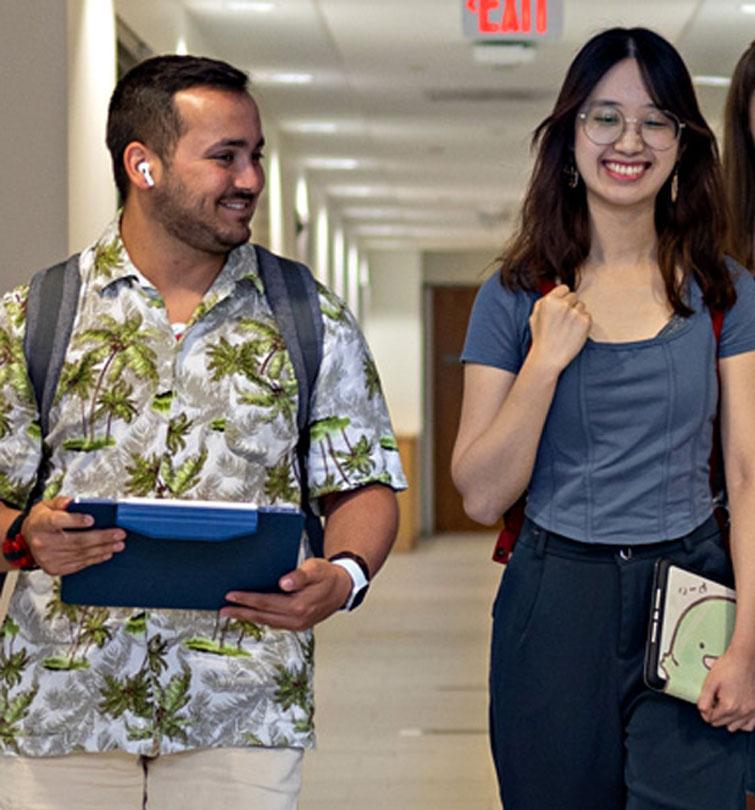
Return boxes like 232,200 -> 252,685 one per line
327,550 -> 370,581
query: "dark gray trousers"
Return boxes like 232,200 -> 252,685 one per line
490,516 -> 747,810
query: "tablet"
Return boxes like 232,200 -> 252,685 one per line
61,498 -> 304,611
644,559 -> 736,704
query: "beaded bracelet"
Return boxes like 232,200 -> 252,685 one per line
2,512 -> 38,571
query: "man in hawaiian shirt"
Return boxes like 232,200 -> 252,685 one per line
0,55 -> 405,809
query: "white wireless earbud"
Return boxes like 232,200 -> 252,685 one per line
137,161 -> 155,188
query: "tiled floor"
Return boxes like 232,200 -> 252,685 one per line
300,533 -> 502,810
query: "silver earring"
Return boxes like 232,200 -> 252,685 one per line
566,163 -> 579,189
670,165 -> 679,204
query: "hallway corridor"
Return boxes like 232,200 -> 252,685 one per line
301,533 -> 501,809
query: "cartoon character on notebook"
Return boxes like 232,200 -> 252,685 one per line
660,596 -> 736,702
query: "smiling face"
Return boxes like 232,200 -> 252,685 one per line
150,86 -> 265,255
574,58 -> 680,215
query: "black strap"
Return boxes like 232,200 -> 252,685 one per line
255,246 -> 325,556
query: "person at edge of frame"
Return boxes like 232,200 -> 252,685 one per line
723,37 -> 755,809
452,27 -> 755,810
0,55 -> 405,810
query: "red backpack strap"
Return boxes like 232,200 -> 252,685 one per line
709,307 -> 724,347
708,305 -> 729,549
539,278 -> 557,296
492,277 -> 557,564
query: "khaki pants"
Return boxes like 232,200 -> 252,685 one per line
0,747 -> 303,810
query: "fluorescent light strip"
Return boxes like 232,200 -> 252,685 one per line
254,72 -> 313,85
306,157 -> 359,170
741,3 -> 755,13
227,1 -> 275,11
692,75 -> 731,87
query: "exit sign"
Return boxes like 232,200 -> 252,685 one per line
462,0 -> 563,41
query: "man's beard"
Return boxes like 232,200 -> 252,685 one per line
152,176 -> 253,255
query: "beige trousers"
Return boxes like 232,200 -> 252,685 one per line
0,747 -> 303,810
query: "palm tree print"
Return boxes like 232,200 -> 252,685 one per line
0,618 -> 29,689
42,584 -> 111,671
310,416 -> 354,485
185,617 -> 261,657
273,664 -> 310,713
0,325 -> 31,400
125,449 -> 208,498
0,472 -> 27,509
58,352 -> 98,435
166,413 -> 193,454
63,314 -> 158,451
92,237 -> 124,279
94,380 -> 138,442
0,684 -> 38,753
264,458 -> 297,503
336,435 -> 376,477
363,355 -> 381,399
207,319 -> 296,425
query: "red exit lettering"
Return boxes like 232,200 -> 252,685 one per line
465,0 -> 548,35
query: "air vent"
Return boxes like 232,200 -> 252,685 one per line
424,88 -> 547,103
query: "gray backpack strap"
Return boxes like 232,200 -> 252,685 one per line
23,254 -> 81,507
25,254 -> 82,437
255,245 -> 325,555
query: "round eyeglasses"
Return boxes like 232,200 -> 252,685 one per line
577,103 -> 685,151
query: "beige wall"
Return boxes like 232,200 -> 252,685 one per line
67,0 -> 118,253
364,250 -> 422,437
422,249 -> 499,287
0,0 -> 68,289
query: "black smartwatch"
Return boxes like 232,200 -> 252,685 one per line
328,551 -> 370,611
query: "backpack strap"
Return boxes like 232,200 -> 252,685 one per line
708,305 -> 727,541
0,255 -> 81,602
255,245 -> 326,556
493,277 -> 557,564
25,254 -> 82,438
23,254 -> 82,507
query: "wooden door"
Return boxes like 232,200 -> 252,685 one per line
431,286 -> 501,533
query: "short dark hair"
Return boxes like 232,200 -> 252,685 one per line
723,41 -> 755,269
106,55 -> 250,199
500,27 -> 734,314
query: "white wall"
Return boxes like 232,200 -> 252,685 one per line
67,0 -> 118,252
364,250 -> 422,437
0,0 -> 68,288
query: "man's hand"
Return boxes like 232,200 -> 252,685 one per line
22,496 -> 126,575
220,558 -> 353,631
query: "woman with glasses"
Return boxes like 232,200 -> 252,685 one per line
452,27 -> 755,810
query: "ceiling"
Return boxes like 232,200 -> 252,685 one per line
115,0 -> 755,254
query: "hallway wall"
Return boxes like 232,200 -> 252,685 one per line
0,1 -> 68,289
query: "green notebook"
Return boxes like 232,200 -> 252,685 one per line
644,559 -> 736,703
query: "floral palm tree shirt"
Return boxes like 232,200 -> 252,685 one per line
0,220 -> 406,756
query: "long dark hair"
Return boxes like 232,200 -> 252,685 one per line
499,27 -> 734,315
723,41 -> 755,270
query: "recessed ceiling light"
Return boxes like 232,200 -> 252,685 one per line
254,72 -> 313,85
741,3 -> 755,13
692,75 -> 731,87
306,157 -> 359,170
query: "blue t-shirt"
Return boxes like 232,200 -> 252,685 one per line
461,261 -> 755,544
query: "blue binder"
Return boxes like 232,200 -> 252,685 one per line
61,499 -> 304,611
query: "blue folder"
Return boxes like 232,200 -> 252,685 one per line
60,499 -> 304,611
